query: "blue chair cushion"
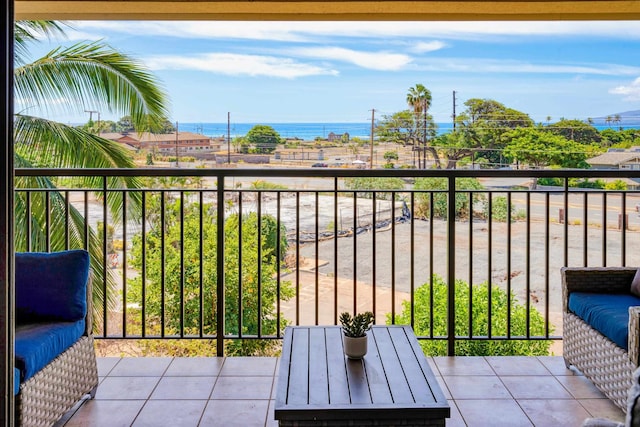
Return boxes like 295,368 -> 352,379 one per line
15,250 -> 90,322
15,320 -> 85,382
14,368 -> 20,395
568,292 -> 640,350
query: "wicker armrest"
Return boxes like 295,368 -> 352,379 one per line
630,306 -> 640,366
84,274 -> 93,337
562,267 -> 638,312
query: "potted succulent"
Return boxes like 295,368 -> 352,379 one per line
339,311 -> 374,359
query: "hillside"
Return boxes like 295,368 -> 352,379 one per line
592,110 -> 640,126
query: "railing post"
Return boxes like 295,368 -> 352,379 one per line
447,176 -> 456,356
216,175 -> 225,356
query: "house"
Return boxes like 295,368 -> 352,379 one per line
587,148 -> 640,170
100,131 -> 220,155
327,132 -> 349,143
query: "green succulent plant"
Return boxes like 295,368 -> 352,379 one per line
339,311 -> 374,338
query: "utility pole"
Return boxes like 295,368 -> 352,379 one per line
227,112 -> 231,164
175,121 -> 179,167
369,109 -> 375,169
452,91 -> 457,131
84,110 -> 100,133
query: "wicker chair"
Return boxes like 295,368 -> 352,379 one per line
15,251 -> 99,426
562,267 -> 640,413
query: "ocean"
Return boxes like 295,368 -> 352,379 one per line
180,122 -> 455,140
179,122 -> 638,141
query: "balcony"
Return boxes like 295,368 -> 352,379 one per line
15,166 -> 640,426
52,355 -> 623,426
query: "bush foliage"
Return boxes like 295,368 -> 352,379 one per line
390,274 -> 552,356
127,193 -> 292,355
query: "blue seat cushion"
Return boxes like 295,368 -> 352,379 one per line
568,292 -> 640,350
15,320 -> 85,382
14,368 -> 20,395
15,250 -> 90,322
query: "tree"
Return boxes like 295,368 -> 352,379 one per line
375,110 -> 438,167
14,21 -> 169,316
546,119 -> 601,144
502,127 -> 591,169
406,84 -> 433,169
383,150 -> 398,168
390,275 -> 552,356
127,193 -> 293,355
245,125 -> 281,154
454,98 -> 533,167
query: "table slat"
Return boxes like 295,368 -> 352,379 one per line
362,331 -> 394,404
370,327 -> 414,403
288,328 -> 309,405
308,327 -> 329,405
388,326 -> 438,404
325,327 -> 351,404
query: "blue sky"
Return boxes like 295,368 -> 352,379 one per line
21,21 -> 640,124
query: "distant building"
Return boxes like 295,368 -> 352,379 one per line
587,147 -> 640,170
327,132 -> 349,143
100,131 -> 220,155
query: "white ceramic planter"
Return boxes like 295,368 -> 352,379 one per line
343,335 -> 367,359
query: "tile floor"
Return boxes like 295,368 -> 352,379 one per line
56,356 -> 626,427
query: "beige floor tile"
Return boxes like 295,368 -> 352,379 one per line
485,356 -> 550,376
201,399 -> 270,426
132,400 -> 207,426
433,356 -> 494,376
579,398 -> 626,422
96,357 -> 121,376
150,376 -> 215,400
501,376 -> 573,399
537,356 -> 580,376
445,401 -> 466,427
109,357 -> 172,376
63,399 -> 145,427
164,356 -> 224,376
443,375 -> 511,399
556,374 -> 608,399
211,376 -> 274,399
267,400 -> 278,427
456,399 -> 533,426
220,357 -> 277,376
518,398 -> 592,427
95,376 -> 160,400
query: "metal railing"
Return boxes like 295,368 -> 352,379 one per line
14,167 -> 640,356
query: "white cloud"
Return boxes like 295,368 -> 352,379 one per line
411,41 -> 447,53
71,21 -> 640,43
610,77 -> 640,100
144,53 -> 338,78
288,47 -> 411,71
413,58 -> 640,76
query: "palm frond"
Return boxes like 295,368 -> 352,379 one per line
15,21 -> 69,67
14,118 -> 143,224
14,40 -> 169,131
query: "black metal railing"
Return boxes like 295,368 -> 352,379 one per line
14,168 -> 640,356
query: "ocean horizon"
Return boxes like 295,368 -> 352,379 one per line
179,122 -> 638,141
180,122 -> 455,140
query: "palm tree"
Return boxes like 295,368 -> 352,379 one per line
406,84 -> 432,169
614,114 -> 622,130
14,21 -> 169,318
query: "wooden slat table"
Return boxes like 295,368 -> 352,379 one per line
275,326 -> 450,427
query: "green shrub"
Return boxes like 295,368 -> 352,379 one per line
413,177 -> 485,219
343,177 -> 406,200
389,274 -> 552,356
127,195 -> 293,356
481,195 -> 525,222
